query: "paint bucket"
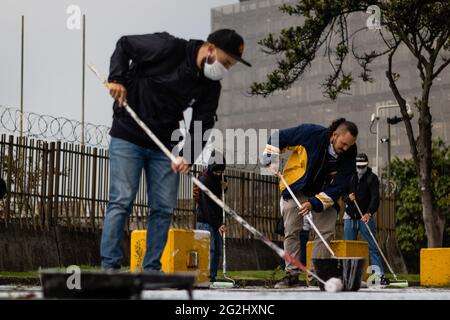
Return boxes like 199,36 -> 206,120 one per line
312,257 -> 366,291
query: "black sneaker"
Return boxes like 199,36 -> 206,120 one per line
380,275 -> 390,286
274,274 -> 299,289
103,264 -> 121,272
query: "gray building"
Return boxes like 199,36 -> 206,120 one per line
211,0 -> 450,176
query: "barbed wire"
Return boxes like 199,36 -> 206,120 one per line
0,106 -> 269,172
0,105 -> 111,148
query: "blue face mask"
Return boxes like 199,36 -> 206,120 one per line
357,167 -> 367,176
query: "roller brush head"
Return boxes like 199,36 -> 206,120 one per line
210,281 -> 235,289
325,277 -> 344,292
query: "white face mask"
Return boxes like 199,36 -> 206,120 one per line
203,51 -> 228,81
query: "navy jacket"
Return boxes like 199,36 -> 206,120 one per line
108,32 -> 221,162
263,124 -> 357,213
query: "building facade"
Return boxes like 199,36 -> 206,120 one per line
211,0 -> 450,176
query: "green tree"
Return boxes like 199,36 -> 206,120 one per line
251,0 -> 450,248
389,140 -> 450,271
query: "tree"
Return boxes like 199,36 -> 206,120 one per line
389,139 -> 450,271
250,0 -> 450,248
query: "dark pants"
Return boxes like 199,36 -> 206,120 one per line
197,222 -> 222,281
299,229 -> 310,266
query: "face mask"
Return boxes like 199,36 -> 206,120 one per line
203,50 -> 228,81
357,167 -> 367,176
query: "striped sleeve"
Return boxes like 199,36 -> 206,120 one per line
309,192 -> 335,212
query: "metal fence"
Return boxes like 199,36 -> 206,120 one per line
0,134 -> 282,240
0,134 -> 395,243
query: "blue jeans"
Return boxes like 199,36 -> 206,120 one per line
197,222 -> 222,281
344,219 -> 385,275
101,137 -> 179,270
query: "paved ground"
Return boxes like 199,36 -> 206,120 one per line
1,285 -> 449,300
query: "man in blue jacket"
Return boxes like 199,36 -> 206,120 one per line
100,29 -> 251,271
262,118 -> 358,288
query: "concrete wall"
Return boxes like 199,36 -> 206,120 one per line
0,224 -> 130,271
0,223 -> 281,272
225,238 -> 282,271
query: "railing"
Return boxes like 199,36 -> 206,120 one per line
0,134 -> 395,243
0,134 -> 282,240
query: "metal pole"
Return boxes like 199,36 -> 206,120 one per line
375,107 -> 380,175
81,14 -> 86,146
375,104 -> 403,176
20,15 -> 24,138
79,15 -> 86,228
387,121 -> 391,196
222,174 -> 226,276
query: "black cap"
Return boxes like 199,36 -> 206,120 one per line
207,29 -> 252,67
356,153 -> 369,166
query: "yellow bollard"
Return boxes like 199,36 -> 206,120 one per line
130,228 -> 211,284
420,248 -> 450,287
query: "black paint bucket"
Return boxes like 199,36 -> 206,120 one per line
312,257 -> 366,291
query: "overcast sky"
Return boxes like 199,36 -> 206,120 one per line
0,0 -> 237,127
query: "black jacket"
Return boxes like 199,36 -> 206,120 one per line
108,32 -> 221,162
196,166 -> 227,230
345,167 -> 380,219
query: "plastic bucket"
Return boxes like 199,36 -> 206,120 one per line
312,257 -> 366,291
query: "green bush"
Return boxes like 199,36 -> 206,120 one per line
389,139 -> 450,273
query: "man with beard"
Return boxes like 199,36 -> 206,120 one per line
262,118 -> 358,288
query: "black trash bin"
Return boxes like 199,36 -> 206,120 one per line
40,270 -> 196,299
312,257 -> 365,292
41,271 -> 143,299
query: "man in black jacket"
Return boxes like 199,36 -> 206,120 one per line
195,156 -> 227,282
344,153 -> 389,285
100,29 -> 251,271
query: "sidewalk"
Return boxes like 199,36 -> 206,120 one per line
0,270 -> 420,288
